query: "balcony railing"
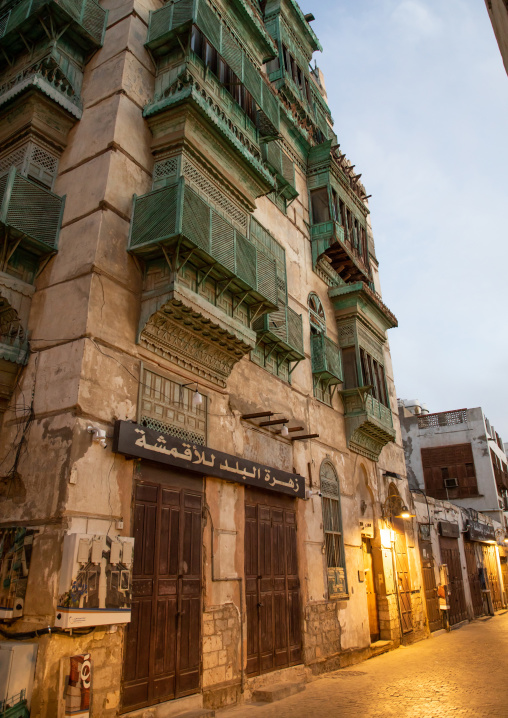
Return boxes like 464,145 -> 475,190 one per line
145,0 -> 279,135
0,0 -> 107,53
311,220 -> 371,285
0,167 -> 64,256
311,333 -> 342,385
417,409 -> 467,429
129,179 -> 278,314
252,305 -> 304,362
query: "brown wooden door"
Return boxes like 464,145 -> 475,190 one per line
122,465 -> 203,712
245,489 -> 302,676
362,538 -> 379,642
419,540 -> 442,632
482,545 -> 503,610
439,536 -> 467,625
393,519 -> 413,634
464,541 -> 484,617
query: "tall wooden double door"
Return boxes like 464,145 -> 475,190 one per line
439,536 -> 467,625
122,463 -> 203,713
393,518 -> 413,635
245,488 -> 302,676
482,544 -> 503,610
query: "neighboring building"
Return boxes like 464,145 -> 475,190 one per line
485,0 -> 508,75
412,492 -> 507,632
0,0 -> 426,715
400,403 -> 508,526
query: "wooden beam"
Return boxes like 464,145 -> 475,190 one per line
241,411 -> 274,420
291,434 -> 320,441
277,426 -> 304,434
259,418 -> 289,427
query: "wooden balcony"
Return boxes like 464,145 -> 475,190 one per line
0,0 -> 107,55
311,221 -> 371,285
329,281 -> 398,334
261,141 -> 298,201
145,0 -> 279,135
252,305 -> 304,362
494,465 -> 508,492
311,333 -> 342,385
340,386 -> 396,461
129,179 -> 278,316
0,167 -> 64,258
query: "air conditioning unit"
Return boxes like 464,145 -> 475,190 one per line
55,534 -> 134,629
444,477 -> 459,488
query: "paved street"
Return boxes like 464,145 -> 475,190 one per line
218,613 -> 508,718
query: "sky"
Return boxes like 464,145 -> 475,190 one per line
300,0 -> 508,440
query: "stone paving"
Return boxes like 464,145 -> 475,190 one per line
218,612 -> 508,717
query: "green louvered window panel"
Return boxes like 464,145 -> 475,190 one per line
260,84 -> 279,131
235,231 -> 256,288
243,54 -> 262,105
221,28 -> 243,79
196,0 -> 220,50
182,185 -> 210,252
148,3 -> 174,42
250,218 -> 286,306
0,0 -> 106,47
172,0 -> 194,27
211,211 -> 235,274
0,169 -> 63,251
129,185 -> 178,247
287,307 -> 303,354
311,333 -> 342,384
267,307 -> 286,341
256,249 -> 277,307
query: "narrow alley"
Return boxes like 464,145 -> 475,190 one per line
218,614 -> 508,718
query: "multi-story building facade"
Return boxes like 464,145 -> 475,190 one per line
399,403 -> 508,525
485,0 -> 508,75
0,0 -> 426,715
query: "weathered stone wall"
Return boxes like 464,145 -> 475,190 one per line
303,601 -> 341,665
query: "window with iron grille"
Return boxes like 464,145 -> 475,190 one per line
320,461 -> 347,597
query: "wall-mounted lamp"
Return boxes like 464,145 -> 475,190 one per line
281,424 -> 289,437
182,382 -> 203,408
396,506 -> 416,520
88,426 -> 107,449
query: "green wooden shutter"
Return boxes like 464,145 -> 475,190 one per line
211,210 -> 235,273
196,0 -> 221,50
182,185 -> 211,252
221,26 -> 243,79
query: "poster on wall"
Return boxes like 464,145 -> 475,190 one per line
63,654 -> 91,718
328,567 -> 347,599
56,534 -> 134,628
0,527 -> 38,620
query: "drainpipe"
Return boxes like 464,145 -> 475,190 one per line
204,503 -> 245,693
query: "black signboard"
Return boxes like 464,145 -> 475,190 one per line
113,421 -> 305,498
466,520 -> 496,543
438,521 -> 460,538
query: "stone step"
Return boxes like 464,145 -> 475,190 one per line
175,712 -> 215,718
370,640 -> 392,658
251,682 -> 305,703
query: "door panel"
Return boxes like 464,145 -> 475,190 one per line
439,536 -> 467,625
362,539 -> 380,641
482,545 -> 502,611
245,491 -> 302,676
419,540 -> 441,632
464,541 -> 484,617
122,469 -> 202,712
393,519 -> 413,634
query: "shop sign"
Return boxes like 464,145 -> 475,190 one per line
328,567 -> 347,599
438,521 -> 460,538
113,421 -> 305,498
466,520 -> 496,543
